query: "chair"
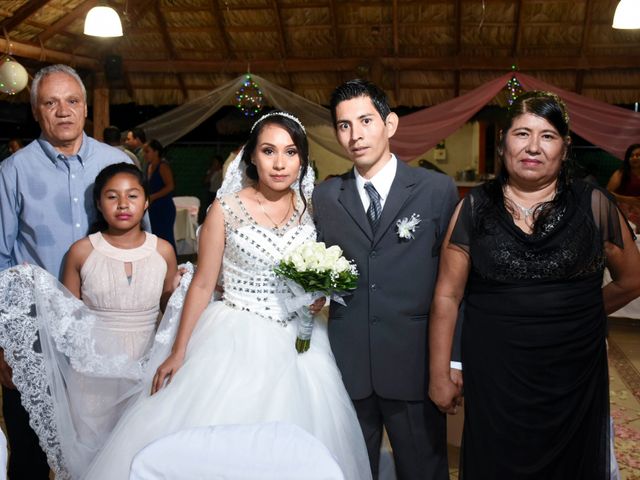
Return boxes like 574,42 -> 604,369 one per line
0,428 -> 6,480
172,196 -> 200,255
129,422 -> 345,480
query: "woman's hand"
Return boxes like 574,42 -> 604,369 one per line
308,296 -> 326,315
429,374 -> 463,414
151,351 -> 185,395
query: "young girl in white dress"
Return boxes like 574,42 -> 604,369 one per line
0,163 -> 178,478
84,112 -> 372,480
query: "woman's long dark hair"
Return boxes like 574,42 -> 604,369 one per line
90,162 -> 148,233
478,91 -> 573,235
241,112 -> 310,217
619,143 -> 640,189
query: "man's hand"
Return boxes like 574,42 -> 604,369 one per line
0,349 -> 16,389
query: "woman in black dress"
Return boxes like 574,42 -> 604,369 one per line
145,139 -> 177,252
428,91 -> 640,479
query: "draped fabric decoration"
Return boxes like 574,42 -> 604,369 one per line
138,72 -> 640,164
138,74 -> 345,158
390,72 -> 640,161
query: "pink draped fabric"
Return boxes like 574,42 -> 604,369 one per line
391,72 -> 640,162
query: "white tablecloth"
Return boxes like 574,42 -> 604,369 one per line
604,232 -> 640,319
173,207 -> 198,255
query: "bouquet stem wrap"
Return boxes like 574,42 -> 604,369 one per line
284,280 -> 347,354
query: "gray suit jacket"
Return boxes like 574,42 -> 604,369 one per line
313,160 -> 459,401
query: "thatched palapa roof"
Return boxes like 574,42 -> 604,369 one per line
0,0 -> 639,107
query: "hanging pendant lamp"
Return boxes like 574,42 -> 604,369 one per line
612,0 -> 640,29
84,6 -> 123,37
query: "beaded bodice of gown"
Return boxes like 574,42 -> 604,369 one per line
218,193 -> 316,325
81,232 -> 167,322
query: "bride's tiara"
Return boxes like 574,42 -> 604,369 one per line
250,111 -> 306,134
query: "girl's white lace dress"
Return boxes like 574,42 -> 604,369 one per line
84,193 -> 372,480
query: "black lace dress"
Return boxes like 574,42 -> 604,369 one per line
451,180 -> 623,480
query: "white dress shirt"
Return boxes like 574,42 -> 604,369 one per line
353,154 -> 398,212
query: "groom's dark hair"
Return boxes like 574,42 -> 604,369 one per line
329,79 -> 391,128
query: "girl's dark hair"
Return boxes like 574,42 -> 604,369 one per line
619,143 -> 640,188
479,91 -> 573,235
146,139 -> 164,157
90,162 -> 148,233
241,111 -> 309,216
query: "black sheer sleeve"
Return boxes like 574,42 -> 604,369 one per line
591,187 -> 635,249
449,195 -> 474,253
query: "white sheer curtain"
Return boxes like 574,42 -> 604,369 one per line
138,74 -> 346,159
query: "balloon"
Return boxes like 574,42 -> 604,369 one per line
0,58 -> 29,95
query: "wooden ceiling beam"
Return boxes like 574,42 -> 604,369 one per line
270,0 -> 292,90
36,0 -> 98,43
0,0 -> 50,34
511,0 -> 524,58
579,0 -> 593,56
211,0 -> 232,58
453,0 -> 461,97
328,0 -> 339,57
392,0 -> 399,99
152,2 -> 188,101
0,37 -> 99,69
122,55 -> 640,74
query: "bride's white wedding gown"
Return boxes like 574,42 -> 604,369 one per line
85,193 -> 372,480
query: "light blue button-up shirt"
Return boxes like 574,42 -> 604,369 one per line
0,133 -> 141,279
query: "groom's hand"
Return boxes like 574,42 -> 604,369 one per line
429,375 -> 462,415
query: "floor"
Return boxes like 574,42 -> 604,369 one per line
0,318 -> 638,479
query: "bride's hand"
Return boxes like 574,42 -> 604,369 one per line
151,351 -> 185,395
308,297 -> 326,315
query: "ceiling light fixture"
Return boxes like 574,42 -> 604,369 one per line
84,5 -> 123,37
612,0 -> 640,29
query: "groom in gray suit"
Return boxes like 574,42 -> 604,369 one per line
313,80 -> 459,479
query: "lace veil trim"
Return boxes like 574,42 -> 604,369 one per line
0,263 -> 194,479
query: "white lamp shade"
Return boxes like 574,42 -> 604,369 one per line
0,58 -> 29,95
612,0 -> 640,29
84,6 -> 123,37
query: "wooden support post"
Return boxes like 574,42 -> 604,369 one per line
92,72 -> 109,141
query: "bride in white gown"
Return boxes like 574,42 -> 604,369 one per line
85,111 -> 372,480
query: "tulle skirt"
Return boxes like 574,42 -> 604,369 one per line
85,301 -> 372,480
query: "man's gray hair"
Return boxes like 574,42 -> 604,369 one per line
30,64 -> 87,107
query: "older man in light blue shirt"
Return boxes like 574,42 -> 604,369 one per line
0,133 -> 134,277
0,64 -> 141,479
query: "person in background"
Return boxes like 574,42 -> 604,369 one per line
103,125 -> 142,170
145,139 -> 177,252
203,154 -> 224,216
607,143 -> 640,230
0,63 -> 136,480
429,91 -> 640,479
7,138 -> 23,155
125,127 -> 147,174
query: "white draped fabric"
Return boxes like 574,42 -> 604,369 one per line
136,73 -> 640,167
138,75 -> 346,159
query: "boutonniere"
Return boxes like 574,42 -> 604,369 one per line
396,213 -> 421,240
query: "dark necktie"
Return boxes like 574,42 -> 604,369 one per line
364,182 -> 382,231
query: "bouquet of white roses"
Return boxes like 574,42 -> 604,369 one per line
275,241 -> 358,353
